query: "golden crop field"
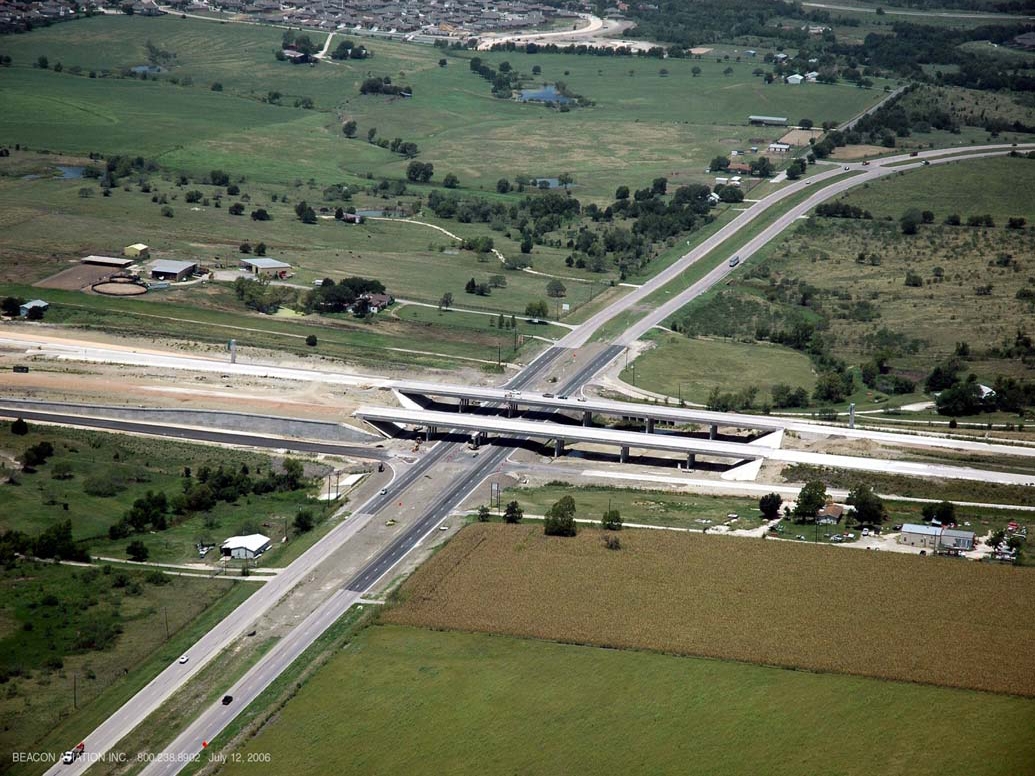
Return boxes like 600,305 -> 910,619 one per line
385,524 -> 1035,696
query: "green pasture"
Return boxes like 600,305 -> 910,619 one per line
219,624 -> 1035,776
0,16 -> 890,199
625,332 -> 817,405
838,155 -> 1035,223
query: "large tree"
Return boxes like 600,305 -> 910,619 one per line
792,480 -> 827,523
544,495 -> 577,536
503,500 -> 523,524
759,492 -> 783,520
846,484 -> 886,526
546,279 -> 567,298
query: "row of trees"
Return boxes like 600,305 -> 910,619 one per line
476,495 -> 623,536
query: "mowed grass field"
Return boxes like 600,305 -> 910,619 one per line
839,155 -> 1035,224
218,623 -> 1035,776
625,331 -> 816,404
0,16 -> 890,199
385,523 -> 1035,696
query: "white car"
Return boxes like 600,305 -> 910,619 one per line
379,487 -> 388,495
178,654 -> 189,664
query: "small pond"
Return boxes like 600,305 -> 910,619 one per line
518,84 -> 572,104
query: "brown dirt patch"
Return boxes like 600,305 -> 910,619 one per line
35,263 -> 111,290
830,144 -> 887,160
92,280 -> 148,296
386,522 -> 1035,696
778,128 -> 823,145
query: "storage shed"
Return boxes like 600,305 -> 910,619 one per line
220,534 -> 271,560
150,260 -> 197,282
240,257 -> 292,278
124,243 -> 150,259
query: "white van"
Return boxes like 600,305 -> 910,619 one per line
728,256 -> 740,267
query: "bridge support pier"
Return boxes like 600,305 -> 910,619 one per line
459,397 -> 469,412
507,401 -> 517,418
646,418 -> 655,434
620,445 -> 629,463
709,424 -> 718,440
686,453 -> 696,469
425,426 -> 436,441
582,410 -> 592,427
554,438 -> 565,457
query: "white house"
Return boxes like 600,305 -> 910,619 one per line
786,74 -> 804,85
768,142 -> 792,154
220,534 -> 272,560
19,299 -> 49,317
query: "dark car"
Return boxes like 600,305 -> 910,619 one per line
222,695 -> 233,706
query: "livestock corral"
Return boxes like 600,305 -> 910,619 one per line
385,523 -> 1035,696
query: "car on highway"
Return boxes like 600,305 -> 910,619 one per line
221,695 -> 233,705
543,393 -> 554,398
178,654 -> 189,664
379,487 -> 388,495
557,394 -> 568,400
843,166 -> 851,171
861,160 -> 870,166
728,255 -> 740,267
576,396 -> 587,402
62,744 -> 85,764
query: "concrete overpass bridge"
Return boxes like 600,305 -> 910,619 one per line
388,380 -> 787,438
354,405 -> 772,469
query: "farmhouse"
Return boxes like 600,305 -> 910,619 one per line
220,533 -> 271,560
240,257 -> 292,278
123,243 -> 150,259
19,299 -> 49,317
150,260 -> 197,282
816,503 -> 844,525
768,142 -> 792,154
363,292 -> 395,313
728,162 -> 752,174
748,115 -> 788,126
82,255 -> 135,269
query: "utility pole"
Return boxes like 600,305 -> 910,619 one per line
73,673 -> 77,710
164,607 -> 169,640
